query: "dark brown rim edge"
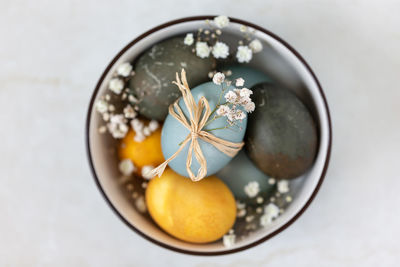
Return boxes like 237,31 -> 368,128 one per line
85,15 -> 332,256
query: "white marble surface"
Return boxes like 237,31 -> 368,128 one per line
1,0 -> 399,266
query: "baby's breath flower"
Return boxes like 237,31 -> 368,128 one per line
249,39 -> 263,53
141,165 -> 155,180
135,196 -> 147,213
212,41 -> 229,59
109,78 -> 124,94
142,126 -> 151,136
239,25 -> 247,32
184,33 -> 194,46
107,114 -> 128,139
131,118 -> 146,142
265,203 -> 280,218
214,15 -> 230,28
123,104 -> 137,119
225,91 -> 237,103
236,45 -> 253,63
222,233 -> 236,248
196,42 -> 211,58
134,132 -> 145,142
277,180 -> 290,193
260,213 -> 273,227
233,109 -> 246,120
244,102 -> 255,113
131,118 -> 144,132
216,105 -> 230,116
239,88 -> 253,98
238,95 -> 251,105
148,120 -> 159,132
117,62 -> 133,77
244,181 -> 260,198
95,99 -> 108,113
235,78 -> 245,87
102,112 -> 110,122
260,203 -> 280,227
212,72 -> 225,85
119,159 -> 136,176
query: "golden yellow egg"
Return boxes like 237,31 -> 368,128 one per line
146,168 -> 236,243
119,128 -> 164,171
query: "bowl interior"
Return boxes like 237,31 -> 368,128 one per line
87,18 -> 330,254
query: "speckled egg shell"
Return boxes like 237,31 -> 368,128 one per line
129,37 -> 216,121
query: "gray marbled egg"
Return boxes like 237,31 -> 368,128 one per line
128,37 -> 216,121
217,151 -> 275,204
245,82 -> 318,179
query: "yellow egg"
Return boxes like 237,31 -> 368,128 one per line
146,168 -> 236,243
119,128 -> 164,171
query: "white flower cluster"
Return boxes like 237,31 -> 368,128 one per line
212,41 -> 229,59
117,62 -> 133,77
222,231 -> 236,248
95,99 -> 108,113
211,73 -> 255,125
135,196 -> 147,213
119,159 -> 136,176
212,72 -> 225,85
141,165 -> 155,180
236,45 -> 252,63
235,39 -> 263,63
108,62 -> 134,94
184,15 -> 263,64
244,181 -> 260,198
224,88 -> 255,113
195,42 -> 211,58
183,33 -> 194,46
184,16 -> 230,60
107,114 -> 129,139
214,15 -> 230,28
277,180 -> 290,193
109,78 -> 124,94
130,118 -> 159,142
260,203 -> 280,227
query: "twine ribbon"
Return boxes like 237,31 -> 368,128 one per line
148,69 -> 244,181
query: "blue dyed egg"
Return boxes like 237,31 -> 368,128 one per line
161,82 -> 247,178
226,65 -> 272,88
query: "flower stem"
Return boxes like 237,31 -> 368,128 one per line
205,125 -> 229,132
207,83 -> 226,123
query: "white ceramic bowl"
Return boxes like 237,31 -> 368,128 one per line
86,16 -> 332,255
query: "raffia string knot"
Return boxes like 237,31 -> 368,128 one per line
148,69 -> 244,181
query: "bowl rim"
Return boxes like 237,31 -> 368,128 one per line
85,15 -> 332,256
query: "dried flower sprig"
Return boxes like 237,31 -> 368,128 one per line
183,15 -> 263,63
204,72 -> 255,131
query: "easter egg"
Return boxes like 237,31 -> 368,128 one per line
217,151 -> 275,204
161,82 -> 247,178
129,37 -> 216,121
119,128 -> 164,171
225,65 -> 272,88
245,82 -> 318,179
146,168 -> 236,243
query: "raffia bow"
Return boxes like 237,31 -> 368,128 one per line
148,69 -> 244,181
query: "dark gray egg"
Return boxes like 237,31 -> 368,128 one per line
245,82 -> 318,179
